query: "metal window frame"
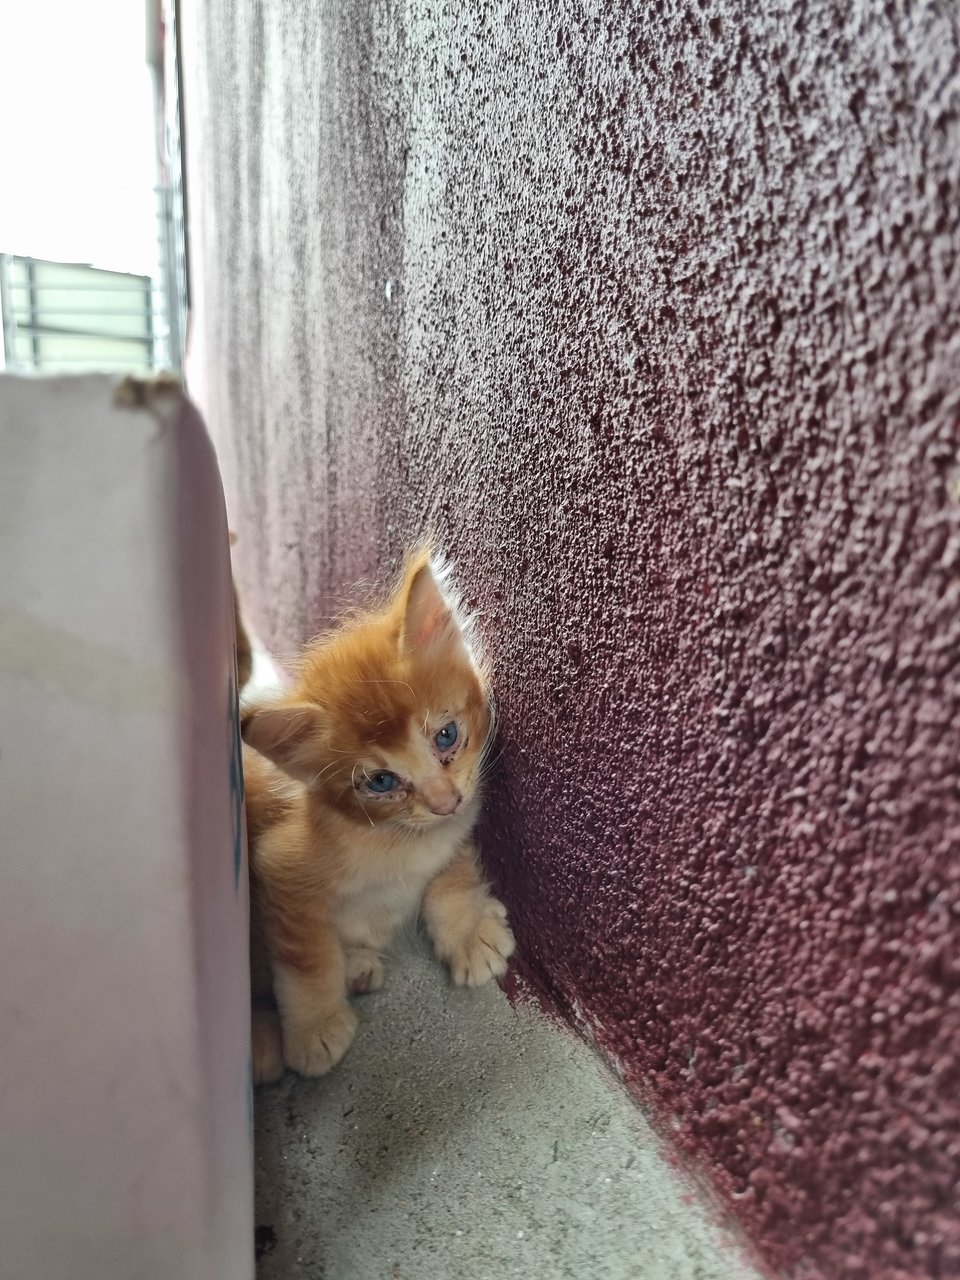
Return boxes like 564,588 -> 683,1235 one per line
0,255 -> 157,374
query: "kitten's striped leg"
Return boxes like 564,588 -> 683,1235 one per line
273,949 -> 357,1077
263,901 -> 356,1077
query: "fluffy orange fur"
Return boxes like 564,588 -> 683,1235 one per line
242,550 -> 515,1084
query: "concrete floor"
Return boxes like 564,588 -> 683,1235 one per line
253,928 -> 761,1280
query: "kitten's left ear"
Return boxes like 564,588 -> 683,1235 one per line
241,699 -> 325,781
400,556 -> 472,667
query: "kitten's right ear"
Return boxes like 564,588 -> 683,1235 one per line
400,554 -> 472,666
241,700 -> 324,780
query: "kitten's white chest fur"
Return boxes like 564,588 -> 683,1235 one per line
333,799 -> 480,948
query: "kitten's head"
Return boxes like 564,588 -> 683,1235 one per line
241,550 -> 493,830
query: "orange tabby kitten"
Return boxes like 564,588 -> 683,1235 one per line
242,550 -> 515,1084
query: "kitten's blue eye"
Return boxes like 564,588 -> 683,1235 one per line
435,722 -> 458,751
366,771 -> 399,794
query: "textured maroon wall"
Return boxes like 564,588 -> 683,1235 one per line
183,3 -> 960,1275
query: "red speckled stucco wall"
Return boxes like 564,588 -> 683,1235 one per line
181,2 -> 960,1275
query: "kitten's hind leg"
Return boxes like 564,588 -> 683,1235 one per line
252,1001 -> 284,1086
345,946 -> 385,995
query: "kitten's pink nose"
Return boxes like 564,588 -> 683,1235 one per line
421,779 -> 462,816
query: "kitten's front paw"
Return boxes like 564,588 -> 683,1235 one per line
283,1004 -> 358,1077
437,897 -> 516,988
345,947 -> 385,995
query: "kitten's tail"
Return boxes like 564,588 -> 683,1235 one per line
252,1003 -> 283,1086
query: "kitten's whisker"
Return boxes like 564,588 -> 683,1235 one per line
479,747 -> 506,779
352,678 -> 417,700
307,759 -> 343,787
